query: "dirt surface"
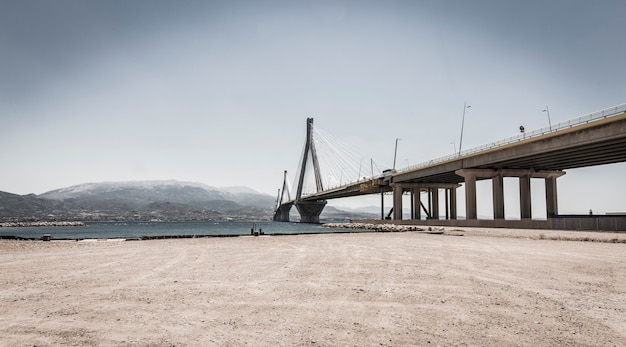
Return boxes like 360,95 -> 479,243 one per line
1,228 -> 625,346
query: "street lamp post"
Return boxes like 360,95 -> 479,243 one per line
542,106 -> 552,131
393,138 -> 401,170
458,102 -> 471,156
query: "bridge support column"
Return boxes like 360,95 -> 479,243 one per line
545,176 -> 558,217
412,190 -> 421,220
380,186 -> 385,220
457,169 -> 565,221
430,188 -> 439,220
492,173 -> 505,219
393,184 -> 404,220
295,200 -> 327,224
545,172 -> 565,217
273,203 -> 293,222
409,190 -> 415,219
519,174 -> 532,219
445,189 -> 449,220
449,188 -> 457,220
392,183 -> 459,221
456,170 -> 478,220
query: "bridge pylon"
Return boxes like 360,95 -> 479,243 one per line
274,118 -> 328,223
294,118 -> 327,223
273,170 -> 293,222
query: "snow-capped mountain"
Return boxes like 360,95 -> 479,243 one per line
2,180 -> 275,222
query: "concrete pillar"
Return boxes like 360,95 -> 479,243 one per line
409,190 -> 415,219
450,188 -> 457,220
431,188 -> 439,220
274,204 -> 293,222
393,185 -> 403,220
273,203 -> 292,222
545,176 -> 558,217
519,175 -> 532,219
380,186 -> 385,220
413,188 -> 422,219
492,173 -> 505,219
412,189 -> 421,220
295,200 -> 327,223
445,189 -> 450,220
463,174 -> 478,220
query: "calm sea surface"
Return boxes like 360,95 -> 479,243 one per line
0,221 -> 351,240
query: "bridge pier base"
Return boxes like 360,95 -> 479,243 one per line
273,203 -> 293,222
295,200 -> 327,224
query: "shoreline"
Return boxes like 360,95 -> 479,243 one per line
0,221 -> 85,228
1,222 -> 625,243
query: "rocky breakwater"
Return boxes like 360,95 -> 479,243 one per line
323,222 -> 445,232
0,221 -> 85,228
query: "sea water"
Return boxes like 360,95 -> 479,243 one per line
0,221 -> 343,240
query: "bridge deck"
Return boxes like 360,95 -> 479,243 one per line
298,109 -> 626,201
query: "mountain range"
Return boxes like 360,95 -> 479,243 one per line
0,180 -> 376,222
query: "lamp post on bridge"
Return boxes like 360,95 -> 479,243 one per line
542,106 -> 552,131
458,102 -> 471,156
393,138 -> 401,170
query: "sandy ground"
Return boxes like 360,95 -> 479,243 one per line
1,228 -> 625,346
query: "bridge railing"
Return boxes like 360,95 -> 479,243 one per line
397,103 -> 626,174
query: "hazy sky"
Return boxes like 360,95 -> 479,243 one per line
1,0 -> 625,215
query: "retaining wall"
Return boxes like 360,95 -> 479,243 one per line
353,216 -> 626,232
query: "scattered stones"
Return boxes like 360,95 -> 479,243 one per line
0,221 -> 85,228
322,223 -> 428,232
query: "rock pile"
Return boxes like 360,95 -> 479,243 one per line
323,223 -> 431,232
0,221 -> 85,228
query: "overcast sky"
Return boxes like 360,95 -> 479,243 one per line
1,0 -> 625,215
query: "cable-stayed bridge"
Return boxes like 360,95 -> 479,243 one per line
274,103 -> 626,230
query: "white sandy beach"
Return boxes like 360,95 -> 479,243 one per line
1,227 -> 625,346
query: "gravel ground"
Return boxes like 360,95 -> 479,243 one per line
1,228 -> 624,346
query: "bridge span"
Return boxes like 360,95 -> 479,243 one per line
274,103 -> 626,231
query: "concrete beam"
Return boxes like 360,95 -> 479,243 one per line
456,168 -> 564,179
391,182 -> 460,190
